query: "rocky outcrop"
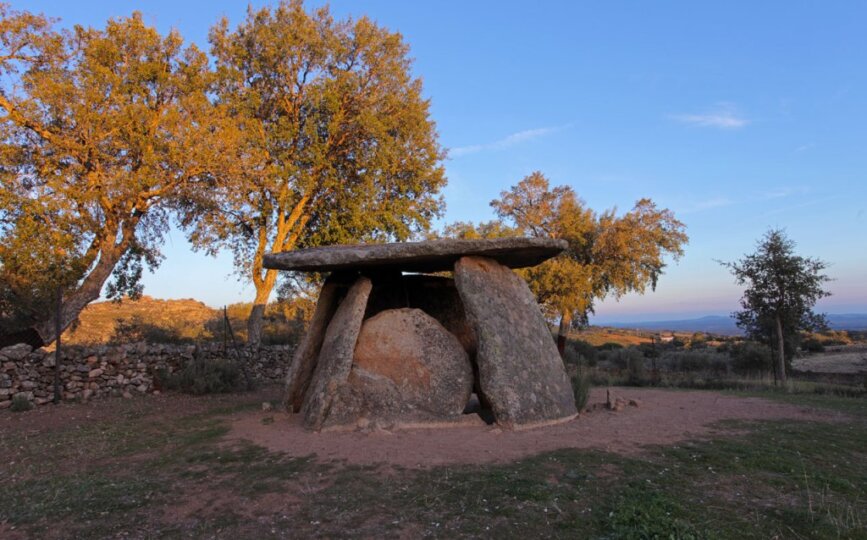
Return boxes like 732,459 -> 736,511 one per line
301,277 -> 373,430
454,256 -> 577,427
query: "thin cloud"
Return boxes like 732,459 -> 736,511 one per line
671,103 -> 749,129
680,196 -> 733,214
450,125 -> 568,158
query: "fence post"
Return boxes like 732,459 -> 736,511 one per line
53,285 -> 62,404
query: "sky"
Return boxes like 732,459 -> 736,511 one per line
19,0 -> 867,323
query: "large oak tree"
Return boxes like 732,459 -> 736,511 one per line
0,5 -> 228,347
182,1 -> 446,346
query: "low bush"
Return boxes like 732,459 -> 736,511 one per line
729,341 -> 772,375
659,350 -> 730,373
570,369 -> 591,411
597,342 -> 624,351
163,357 -> 254,395
563,339 -> 598,367
598,347 -> 644,370
800,337 -> 825,353
10,395 -> 34,412
627,353 -> 645,385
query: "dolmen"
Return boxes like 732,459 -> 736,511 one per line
263,237 -> 578,431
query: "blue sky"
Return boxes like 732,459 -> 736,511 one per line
21,1 -> 867,322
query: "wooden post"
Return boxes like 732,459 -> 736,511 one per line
53,285 -> 62,404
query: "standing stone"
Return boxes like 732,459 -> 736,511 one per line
283,278 -> 346,412
454,256 -> 577,427
301,276 -> 372,430
351,308 -> 473,417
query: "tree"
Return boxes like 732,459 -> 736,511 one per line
489,171 -> 688,354
0,5 -> 227,347
720,229 -> 830,384
181,0 -> 446,346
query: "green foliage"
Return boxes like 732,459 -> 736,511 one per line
563,339 -> 598,367
0,6 -> 228,345
660,350 -> 730,373
182,0 -> 446,345
164,358 -> 254,395
570,370 -> 591,411
626,353 -> 646,385
598,346 -> 644,370
800,337 -> 825,353
729,341 -> 773,375
10,394 -> 33,412
606,487 -> 707,540
490,172 -> 688,325
598,341 -> 624,351
721,229 -> 831,381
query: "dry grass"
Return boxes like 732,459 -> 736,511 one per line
62,296 -> 217,345
570,327 -> 655,347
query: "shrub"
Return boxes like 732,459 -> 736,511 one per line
570,370 -> 591,411
659,350 -> 730,373
800,337 -> 825,353
10,395 -> 33,412
563,339 -> 598,367
164,358 -> 254,395
729,341 -> 772,375
599,347 -> 644,370
597,342 -> 624,351
637,342 -> 660,358
626,353 -> 645,385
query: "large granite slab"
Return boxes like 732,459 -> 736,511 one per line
454,256 -> 577,427
283,277 -> 345,412
301,276 -> 373,431
263,237 -> 567,273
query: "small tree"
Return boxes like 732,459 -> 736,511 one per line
720,229 -> 831,384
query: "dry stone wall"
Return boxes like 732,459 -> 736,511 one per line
0,342 -> 293,409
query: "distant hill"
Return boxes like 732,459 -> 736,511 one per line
603,314 -> 867,335
827,314 -> 867,331
64,296 -> 218,345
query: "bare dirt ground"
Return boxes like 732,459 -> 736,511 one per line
228,387 -> 840,468
793,345 -> 867,374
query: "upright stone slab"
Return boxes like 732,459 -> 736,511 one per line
454,256 -> 577,427
301,276 -> 372,430
283,278 -> 345,412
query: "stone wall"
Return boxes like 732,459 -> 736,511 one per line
0,342 -> 293,409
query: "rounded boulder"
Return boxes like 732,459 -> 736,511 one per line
353,308 -> 473,416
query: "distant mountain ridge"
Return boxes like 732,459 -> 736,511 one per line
603,314 -> 867,335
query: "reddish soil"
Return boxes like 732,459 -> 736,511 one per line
228,387 -> 840,468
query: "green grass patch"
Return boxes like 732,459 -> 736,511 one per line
1,391 -> 865,538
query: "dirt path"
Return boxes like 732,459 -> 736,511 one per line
228,387 -> 840,468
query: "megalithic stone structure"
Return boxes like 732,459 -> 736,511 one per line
263,237 -> 577,431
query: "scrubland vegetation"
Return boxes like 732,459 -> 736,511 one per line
563,329 -> 867,401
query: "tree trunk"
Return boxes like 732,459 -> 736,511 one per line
246,284 -> 272,348
775,313 -> 787,384
30,248 -> 123,347
557,311 -> 572,357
